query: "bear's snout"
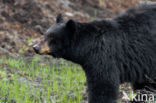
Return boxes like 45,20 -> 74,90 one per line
33,39 -> 51,55
33,44 -> 40,54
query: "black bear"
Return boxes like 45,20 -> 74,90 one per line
33,3 -> 156,103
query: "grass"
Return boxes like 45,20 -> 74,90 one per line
0,55 -> 86,103
0,55 -> 155,103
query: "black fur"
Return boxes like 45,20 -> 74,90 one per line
56,13 -> 64,23
44,3 -> 156,103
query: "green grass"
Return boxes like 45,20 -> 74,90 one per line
1,55 -> 155,103
0,55 -> 86,103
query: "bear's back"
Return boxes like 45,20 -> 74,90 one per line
114,2 -> 156,38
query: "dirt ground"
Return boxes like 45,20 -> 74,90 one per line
0,0 -> 142,57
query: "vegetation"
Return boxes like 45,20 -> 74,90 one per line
0,55 -> 86,103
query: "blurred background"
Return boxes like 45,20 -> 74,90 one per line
0,0 -> 154,103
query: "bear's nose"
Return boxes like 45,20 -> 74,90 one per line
33,45 -> 40,53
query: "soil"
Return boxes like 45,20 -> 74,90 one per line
0,0 -> 142,57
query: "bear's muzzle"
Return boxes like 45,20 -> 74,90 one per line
33,39 -> 50,54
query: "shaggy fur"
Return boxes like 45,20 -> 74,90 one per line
34,3 -> 156,103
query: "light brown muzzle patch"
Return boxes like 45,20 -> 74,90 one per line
33,37 -> 51,54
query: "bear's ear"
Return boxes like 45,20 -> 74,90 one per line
66,19 -> 77,34
56,14 -> 64,23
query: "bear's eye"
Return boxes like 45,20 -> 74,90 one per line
50,38 -> 59,44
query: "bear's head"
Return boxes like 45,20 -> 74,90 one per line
33,14 -> 93,63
